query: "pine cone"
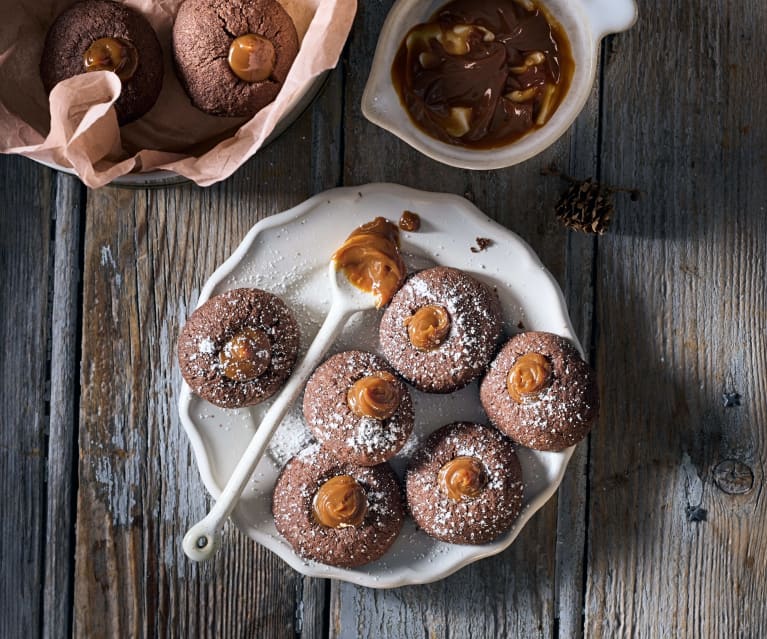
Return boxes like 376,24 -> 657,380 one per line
555,178 -> 615,234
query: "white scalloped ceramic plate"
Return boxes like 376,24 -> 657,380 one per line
178,183 -> 579,587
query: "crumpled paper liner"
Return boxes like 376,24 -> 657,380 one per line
0,0 -> 356,187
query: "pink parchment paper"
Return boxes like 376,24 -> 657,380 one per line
0,0 -> 356,187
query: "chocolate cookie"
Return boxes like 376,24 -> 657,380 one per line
177,288 -> 299,408
303,351 -> 414,466
480,331 -> 599,451
379,266 -> 503,393
406,422 -> 523,544
172,0 -> 299,117
40,0 -> 163,125
272,444 -> 405,567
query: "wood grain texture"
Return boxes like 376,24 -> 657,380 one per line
43,174 -> 85,639
554,68 -> 603,639
72,78 -> 341,637
329,2 -> 601,637
585,1 -> 767,637
0,157 -> 53,639
6,0 -> 767,636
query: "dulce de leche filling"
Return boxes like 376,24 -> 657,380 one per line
438,456 -> 487,501
347,371 -> 402,420
506,352 -> 552,403
331,217 -> 406,308
228,34 -> 276,83
404,304 -> 451,350
83,37 -> 138,81
312,475 -> 369,528
219,327 -> 271,381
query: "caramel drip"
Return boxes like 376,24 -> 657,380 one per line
331,217 -> 406,308
347,371 -> 402,420
438,456 -> 487,501
219,327 -> 271,381
312,475 -> 369,528
506,352 -> 552,403
404,304 -> 450,350
83,37 -> 138,81
228,34 -> 276,83
398,210 -> 421,232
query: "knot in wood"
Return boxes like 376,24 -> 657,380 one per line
713,459 -> 754,495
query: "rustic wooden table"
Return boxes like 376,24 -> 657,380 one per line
2,1 -> 766,637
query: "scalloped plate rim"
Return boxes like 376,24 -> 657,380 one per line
178,182 -> 580,587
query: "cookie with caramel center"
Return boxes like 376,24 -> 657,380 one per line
172,0 -> 299,117
303,351 -> 414,466
272,445 -> 404,568
379,267 -> 503,393
480,331 -> 599,451
177,288 -> 299,408
40,0 -> 163,125
406,422 -> 523,544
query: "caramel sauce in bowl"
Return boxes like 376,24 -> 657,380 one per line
361,0 -> 637,169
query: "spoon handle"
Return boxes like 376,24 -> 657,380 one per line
182,300 -> 354,561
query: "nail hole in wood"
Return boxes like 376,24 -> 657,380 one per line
713,459 -> 754,495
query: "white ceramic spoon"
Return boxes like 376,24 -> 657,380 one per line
182,262 -> 379,561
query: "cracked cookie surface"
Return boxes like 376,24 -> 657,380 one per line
172,0 -> 299,117
40,0 -> 163,125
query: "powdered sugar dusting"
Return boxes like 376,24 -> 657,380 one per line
198,337 -> 215,354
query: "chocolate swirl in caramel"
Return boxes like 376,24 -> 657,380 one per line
83,37 -> 138,81
506,352 -> 552,403
312,475 -> 369,528
219,327 -> 271,381
391,0 -> 574,149
438,456 -> 487,501
347,371 -> 402,420
404,304 -> 451,350
228,34 -> 276,83
331,217 -> 406,308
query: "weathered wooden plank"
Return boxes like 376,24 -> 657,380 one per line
43,173 -> 85,639
0,157 -> 53,639
553,73 -> 602,638
586,1 -> 767,637
72,71 -> 342,638
330,1 -> 601,636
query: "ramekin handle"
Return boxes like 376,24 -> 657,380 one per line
578,0 -> 638,40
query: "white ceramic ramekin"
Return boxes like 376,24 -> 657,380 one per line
361,0 -> 637,170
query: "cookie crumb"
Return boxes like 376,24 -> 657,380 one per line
471,237 -> 493,253
399,210 -> 421,232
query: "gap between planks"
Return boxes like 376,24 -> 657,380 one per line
42,173 -> 86,639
